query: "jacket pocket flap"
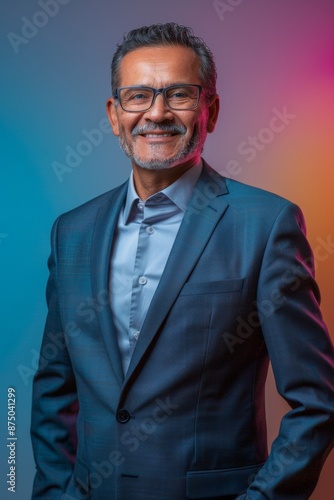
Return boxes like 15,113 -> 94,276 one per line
186,462 -> 264,498
180,278 -> 244,296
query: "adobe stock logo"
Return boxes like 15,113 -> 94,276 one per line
7,0 -> 72,54
213,0 -> 244,22
52,118 -> 112,183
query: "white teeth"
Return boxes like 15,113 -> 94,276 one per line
145,134 -> 172,138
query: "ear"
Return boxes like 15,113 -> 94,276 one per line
106,98 -> 120,136
206,94 -> 220,133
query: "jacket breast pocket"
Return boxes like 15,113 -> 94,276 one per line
180,278 -> 244,296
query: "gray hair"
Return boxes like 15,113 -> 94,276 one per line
111,22 -> 217,96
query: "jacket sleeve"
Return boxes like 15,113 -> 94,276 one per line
31,217 -> 79,499
244,202 -> 334,498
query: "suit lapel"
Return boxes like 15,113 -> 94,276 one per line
124,164 -> 229,384
91,182 -> 128,387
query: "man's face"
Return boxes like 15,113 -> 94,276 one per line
107,45 -> 219,171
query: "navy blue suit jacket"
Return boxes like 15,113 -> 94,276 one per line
31,162 -> 334,499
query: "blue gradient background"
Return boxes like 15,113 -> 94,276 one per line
1,1 -> 334,498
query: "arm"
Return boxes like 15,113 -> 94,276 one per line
31,217 -> 78,499
243,203 -> 334,498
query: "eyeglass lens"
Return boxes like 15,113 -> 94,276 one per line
119,85 -> 200,111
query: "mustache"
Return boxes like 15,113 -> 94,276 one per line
132,123 -> 186,136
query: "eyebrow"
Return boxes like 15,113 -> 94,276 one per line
123,82 -> 201,87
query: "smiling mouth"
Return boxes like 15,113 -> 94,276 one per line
133,123 -> 186,138
143,133 -> 175,138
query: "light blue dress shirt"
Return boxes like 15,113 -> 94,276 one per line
109,161 -> 202,374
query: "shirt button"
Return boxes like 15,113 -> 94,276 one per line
146,226 -> 154,235
133,331 -> 140,340
138,276 -> 147,285
116,409 -> 131,423
137,202 -> 144,211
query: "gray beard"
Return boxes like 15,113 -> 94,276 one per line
118,124 -> 206,170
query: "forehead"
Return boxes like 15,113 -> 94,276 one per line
118,45 -> 201,87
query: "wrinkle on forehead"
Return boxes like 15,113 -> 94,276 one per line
118,46 -> 201,88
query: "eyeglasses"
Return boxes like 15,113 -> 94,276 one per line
114,84 -> 204,112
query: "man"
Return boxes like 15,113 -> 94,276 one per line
31,22 -> 334,499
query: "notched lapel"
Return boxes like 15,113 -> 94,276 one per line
124,164 -> 229,384
91,183 -> 128,386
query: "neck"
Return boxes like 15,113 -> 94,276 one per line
132,158 -> 200,200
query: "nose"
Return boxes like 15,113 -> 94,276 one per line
145,92 -> 173,121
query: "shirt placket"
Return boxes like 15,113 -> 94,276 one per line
128,201 -> 156,358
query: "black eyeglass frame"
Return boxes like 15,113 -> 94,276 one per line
113,84 -> 204,112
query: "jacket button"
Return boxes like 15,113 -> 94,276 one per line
116,409 -> 131,423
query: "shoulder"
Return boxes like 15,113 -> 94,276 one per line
225,176 -> 305,229
203,162 -> 294,208
202,162 -> 305,229
225,176 -> 290,206
57,180 -> 128,225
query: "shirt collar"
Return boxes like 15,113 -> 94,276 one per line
123,159 -> 203,224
